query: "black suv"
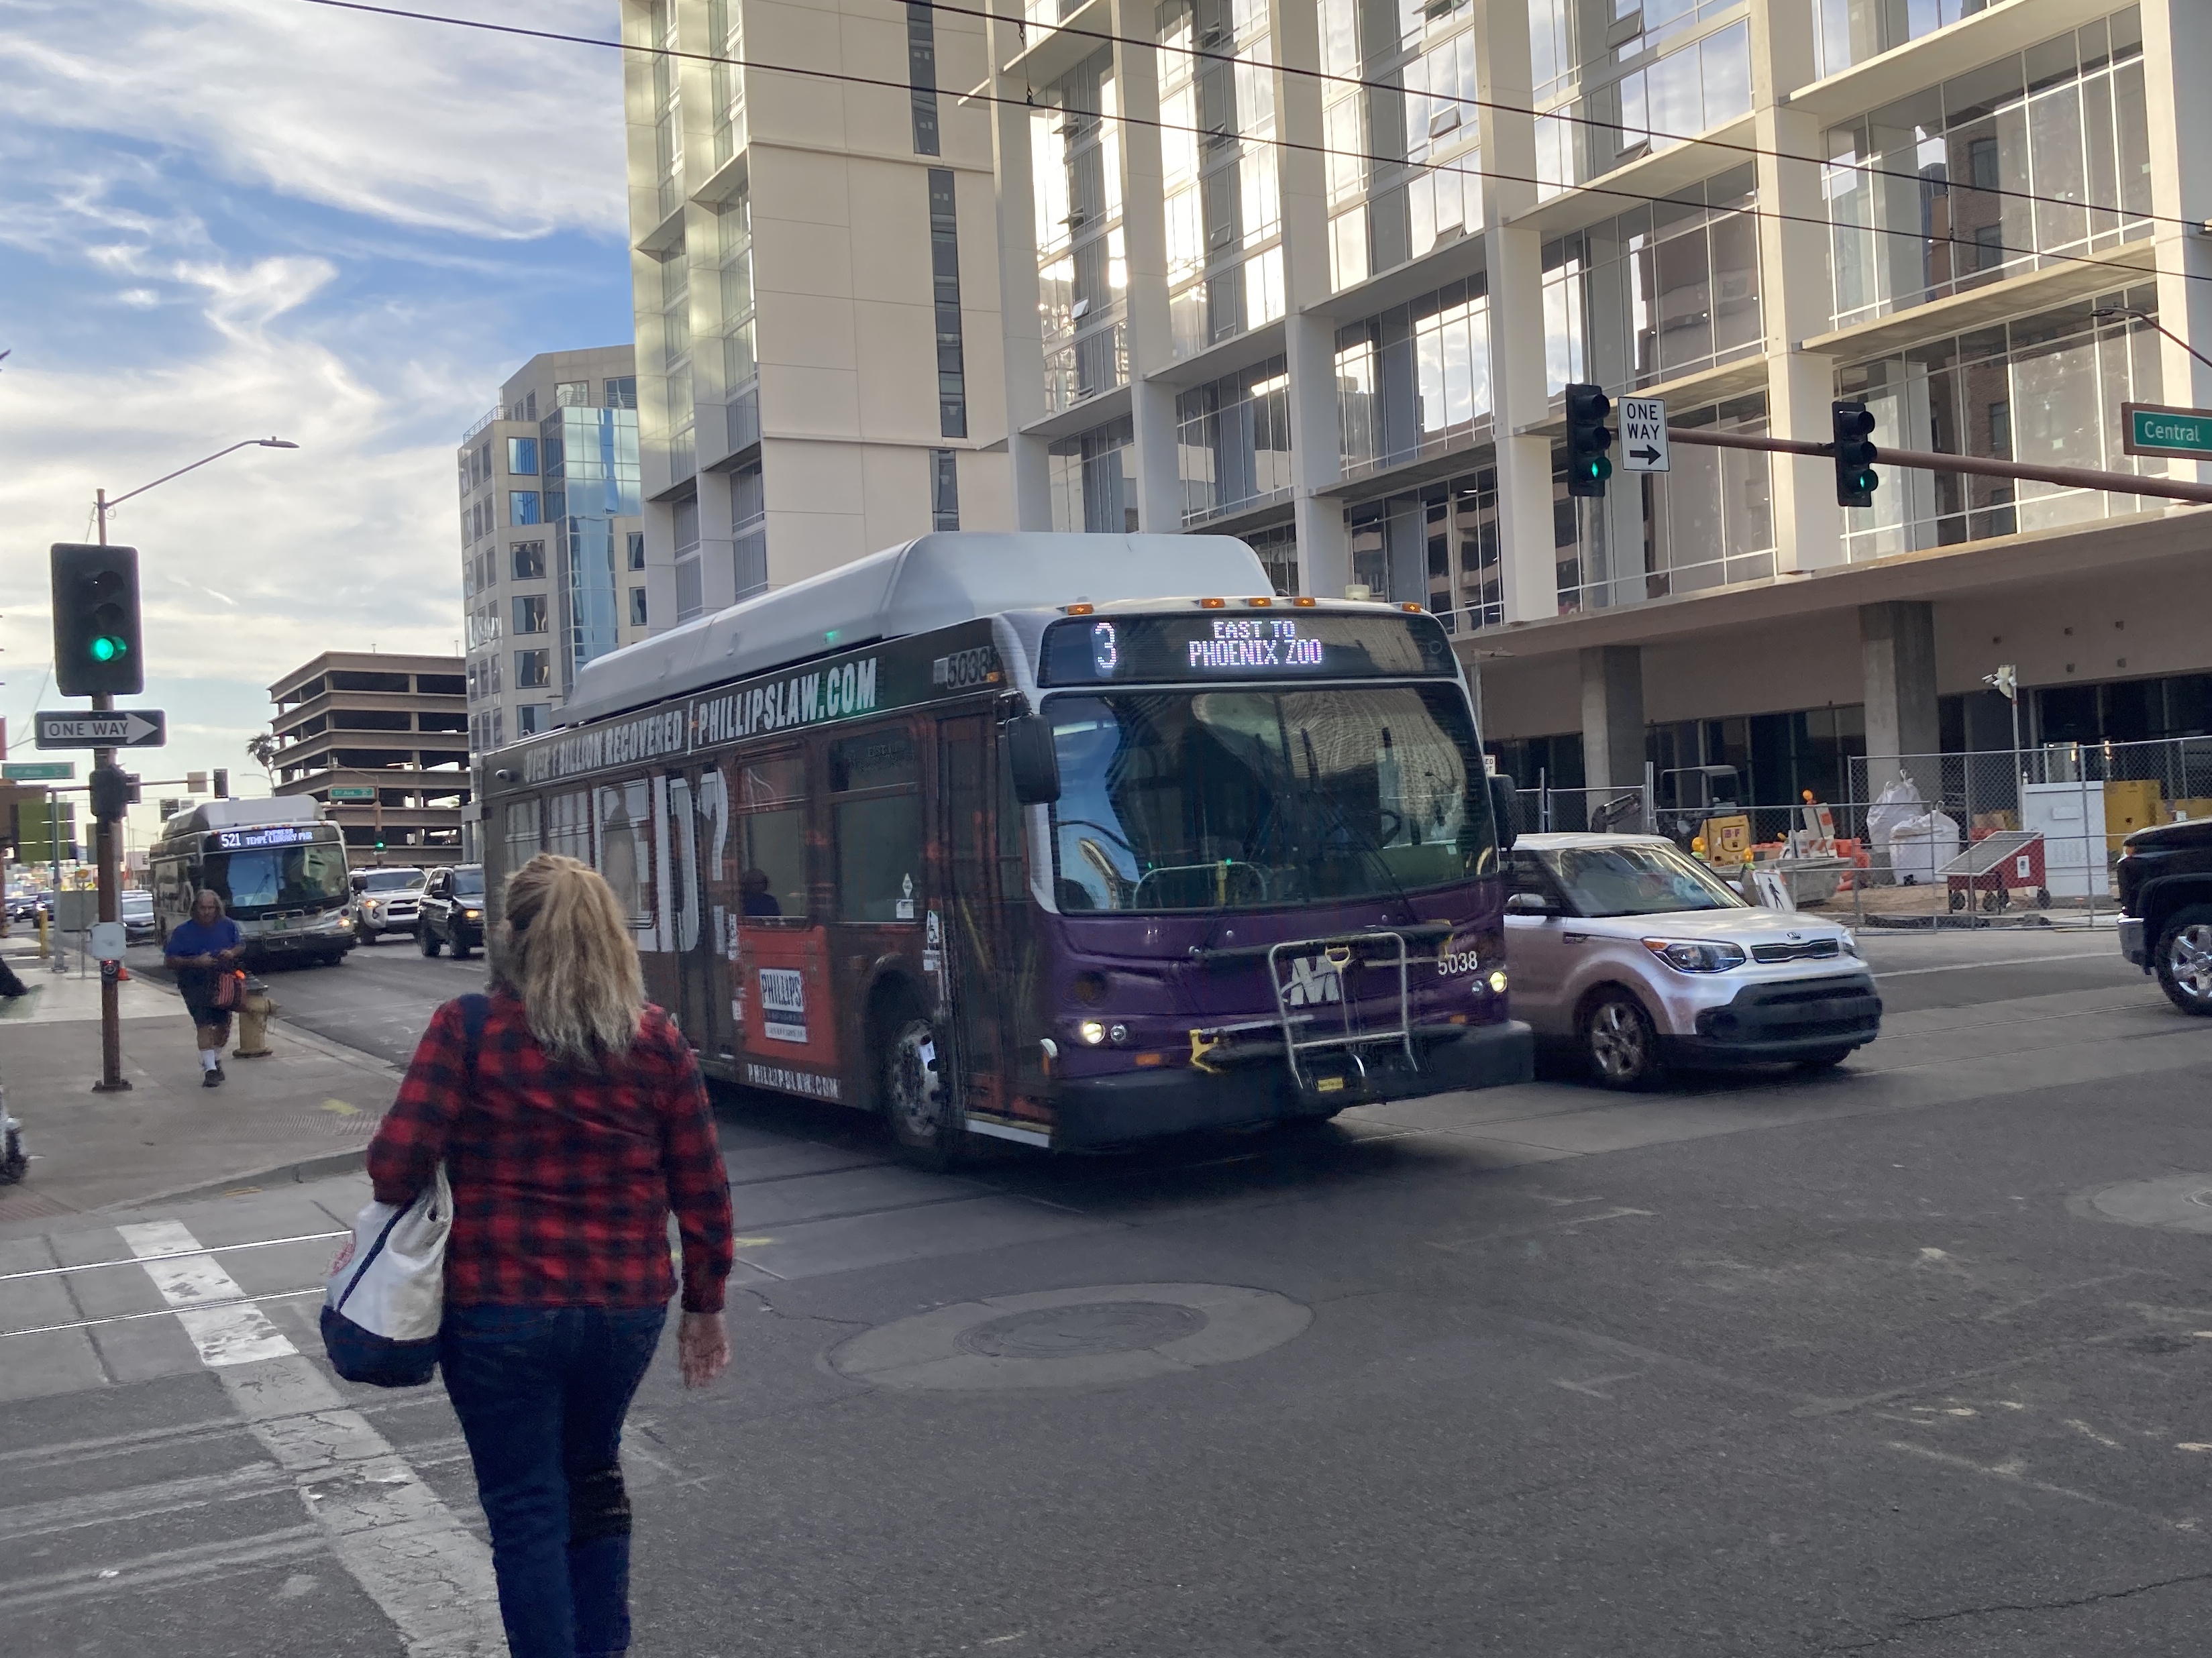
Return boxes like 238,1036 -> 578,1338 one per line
417,865 -> 487,959
2116,820 -> 2212,1013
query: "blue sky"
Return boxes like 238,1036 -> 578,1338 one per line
0,0 -> 631,837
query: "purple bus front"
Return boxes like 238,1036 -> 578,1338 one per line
1010,601 -> 1532,1146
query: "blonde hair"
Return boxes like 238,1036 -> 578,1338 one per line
492,854 -> 643,1064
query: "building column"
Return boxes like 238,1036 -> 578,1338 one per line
1475,0 -> 1555,626
988,22 -> 1051,529
2140,0 -> 2212,484
1580,645 -> 1646,795
1271,0 -> 1347,597
1860,600 -> 1941,802
1750,0 -> 1842,573
1110,0 -> 1181,532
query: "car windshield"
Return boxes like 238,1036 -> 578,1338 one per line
1047,685 -> 1497,913
1541,842 -> 1746,918
362,870 -> 424,893
206,846 -> 352,916
453,869 -> 485,898
120,892 -> 153,912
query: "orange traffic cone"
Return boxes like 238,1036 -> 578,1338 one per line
116,964 -> 131,981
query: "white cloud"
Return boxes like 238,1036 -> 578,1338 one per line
0,0 -> 626,239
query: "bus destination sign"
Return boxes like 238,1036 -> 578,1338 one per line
214,824 -> 321,850
1041,610 -> 1456,687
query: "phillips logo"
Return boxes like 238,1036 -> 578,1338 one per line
1283,952 -> 1347,1007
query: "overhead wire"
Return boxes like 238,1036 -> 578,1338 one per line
299,0 -> 2194,297
916,0 -> 2197,239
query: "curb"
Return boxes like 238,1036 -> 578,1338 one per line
114,1148 -> 370,1210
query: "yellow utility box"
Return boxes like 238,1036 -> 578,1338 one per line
2104,779 -> 2164,852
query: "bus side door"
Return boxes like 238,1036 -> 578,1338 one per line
670,764 -> 735,1064
937,712 -> 1026,1119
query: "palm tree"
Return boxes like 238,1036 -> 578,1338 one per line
246,731 -> 279,791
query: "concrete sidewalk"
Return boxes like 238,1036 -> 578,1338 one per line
0,940 -> 399,1233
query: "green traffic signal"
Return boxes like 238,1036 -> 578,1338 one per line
91,635 -> 125,663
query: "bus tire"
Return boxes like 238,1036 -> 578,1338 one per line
877,995 -> 959,1171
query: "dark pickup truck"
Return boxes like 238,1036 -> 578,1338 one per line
417,864 -> 486,960
2116,819 -> 2212,1013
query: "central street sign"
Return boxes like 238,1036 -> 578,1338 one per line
1617,396 -> 1671,472
327,785 -> 376,800
2121,401 -> 2212,459
34,710 -> 166,750
2,761 -> 75,782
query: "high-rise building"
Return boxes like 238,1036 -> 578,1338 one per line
269,652 -> 470,866
982,1 -> 2212,801
458,347 -> 644,759
617,0 -> 1012,621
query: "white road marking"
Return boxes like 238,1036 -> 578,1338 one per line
120,1220 -> 503,1655
1871,950 -> 2115,978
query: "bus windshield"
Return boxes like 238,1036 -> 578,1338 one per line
207,843 -> 351,916
1047,684 -> 1497,913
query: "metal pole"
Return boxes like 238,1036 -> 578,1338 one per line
90,486 -> 128,1091
48,785 -> 63,971
1665,426 -> 2212,506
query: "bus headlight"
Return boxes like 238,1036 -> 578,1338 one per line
1078,1019 -> 1108,1046
1488,969 -> 1508,994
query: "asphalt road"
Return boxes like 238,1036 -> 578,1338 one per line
19,921 -> 2212,1655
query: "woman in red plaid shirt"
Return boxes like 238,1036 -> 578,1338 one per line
368,853 -> 735,1658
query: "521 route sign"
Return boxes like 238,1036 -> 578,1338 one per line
34,709 -> 167,749
1616,396 -> 1671,472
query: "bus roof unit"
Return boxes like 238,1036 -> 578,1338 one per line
560,531 -> 1270,728
160,797 -> 328,836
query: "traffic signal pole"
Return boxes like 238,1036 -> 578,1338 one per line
91,491 -> 127,1093
1663,426 -> 2212,506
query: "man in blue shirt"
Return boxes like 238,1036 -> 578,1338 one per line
164,889 -> 244,1086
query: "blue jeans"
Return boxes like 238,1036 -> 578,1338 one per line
441,1304 -> 669,1658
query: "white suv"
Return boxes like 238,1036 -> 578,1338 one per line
1504,833 -> 1882,1088
350,866 -> 427,946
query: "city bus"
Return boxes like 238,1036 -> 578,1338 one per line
148,797 -> 355,967
480,533 -> 1530,1163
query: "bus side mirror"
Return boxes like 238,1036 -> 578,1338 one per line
1489,772 -> 1521,852
1007,714 -> 1061,806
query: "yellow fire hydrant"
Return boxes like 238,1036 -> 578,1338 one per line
235,984 -> 278,1058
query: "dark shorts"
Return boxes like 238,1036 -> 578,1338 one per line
183,1000 -> 232,1034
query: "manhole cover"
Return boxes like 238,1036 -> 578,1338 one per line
2076,1175 -> 2212,1235
831,1282 -> 1310,1392
958,1301 -> 1205,1359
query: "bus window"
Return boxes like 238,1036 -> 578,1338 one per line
547,789 -> 591,861
831,728 -> 921,924
503,798 -> 541,875
594,781 -> 654,930
737,756 -> 806,922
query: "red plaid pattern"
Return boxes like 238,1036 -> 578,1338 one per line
368,992 -> 735,1314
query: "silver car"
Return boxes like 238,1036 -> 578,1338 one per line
350,867 -> 427,945
1504,832 -> 1883,1088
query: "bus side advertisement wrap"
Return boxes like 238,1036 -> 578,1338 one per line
513,624 -> 1002,787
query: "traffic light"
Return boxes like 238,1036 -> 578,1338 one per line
213,769 -> 230,799
1564,384 -> 1614,499
1833,400 -> 1879,508
50,544 -> 145,697
89,763 -> 131,823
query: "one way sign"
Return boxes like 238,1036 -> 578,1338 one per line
1617,396 -> 1670,473
35,709 -> 167,749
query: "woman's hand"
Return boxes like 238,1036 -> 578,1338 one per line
678,1309 -> 729,1389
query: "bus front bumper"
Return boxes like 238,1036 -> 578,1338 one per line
1049,1021 -> 1533,1149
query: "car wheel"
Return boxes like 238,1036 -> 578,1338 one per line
1794,1046 -> 1854,1070
1581,989 -> 1663,1090
2153,905 -> 2212,1017
419,927 -> 443,958
878,998 -> 959,1170
451,936 -> 473,960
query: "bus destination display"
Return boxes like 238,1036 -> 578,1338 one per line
214,824 -> 321,850
1041,610 -> 1455,686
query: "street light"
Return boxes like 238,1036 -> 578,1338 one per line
79,435 -> 299,1094
2089,307 -> 2212,376
95,437 -> 299,545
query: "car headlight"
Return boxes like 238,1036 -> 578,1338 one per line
1642,938 -> 1746,973
462,908 -> 481,921
1840,933 -> 1862,959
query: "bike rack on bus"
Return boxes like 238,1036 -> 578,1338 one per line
1265,931 -> 1420,1099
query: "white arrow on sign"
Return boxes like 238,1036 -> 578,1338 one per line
1617,396 -> 1670,473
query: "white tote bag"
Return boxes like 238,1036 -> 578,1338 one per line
329,1165 -> 454,1339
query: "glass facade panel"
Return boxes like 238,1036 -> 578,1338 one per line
907,1 -> 940,156
661,244 -> 694,480
507,437 -> 537,476
1347,460 -> 1501,626
718,190 -> 755,406
1533,4 -> 1750,197
1159,0 -> 1284,354
1047,417 -> 1137,533
1337,277 -> 1491,481
931,449 -> 961,531
509,491 -> 540,526
1836,290 -> 2165,560
1815,0 -> 2024,82
1177,356 -> 1294,524
929,168 -> 967,437
1824,11 -> 2150,330
710,0 -> 743,167
1036,52 -> 1127,412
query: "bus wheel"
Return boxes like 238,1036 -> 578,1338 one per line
879,1002 -> 957,1170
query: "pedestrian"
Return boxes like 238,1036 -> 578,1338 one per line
366,853 -> 734,1658
163,889 -> 243,1086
